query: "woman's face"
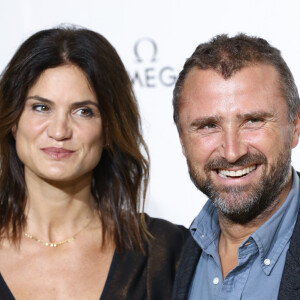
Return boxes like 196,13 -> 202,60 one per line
13,64 -> 103,183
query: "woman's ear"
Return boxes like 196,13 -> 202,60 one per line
11,124 -> 17,138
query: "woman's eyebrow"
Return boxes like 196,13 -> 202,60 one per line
70,100 -> 99,109
26,96 -> 99,109
26,95 -> 52,104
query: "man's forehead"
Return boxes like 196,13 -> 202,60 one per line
178,63 -> 289,126
184,63 -> 280,84
180,64 -> 283,104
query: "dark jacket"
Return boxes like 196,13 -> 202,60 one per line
102,215 -> 189,299
172,177 -> 300,300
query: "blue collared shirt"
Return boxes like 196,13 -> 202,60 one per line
188,168 -> 300,300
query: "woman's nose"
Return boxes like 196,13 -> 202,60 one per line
47,114 -> 72,141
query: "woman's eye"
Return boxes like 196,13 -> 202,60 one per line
32,104 -> 49,112
75,107 -> 94,117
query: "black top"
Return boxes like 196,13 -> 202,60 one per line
0,215 -> 189,300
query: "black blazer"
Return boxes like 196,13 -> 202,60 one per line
172,173 -> 300,300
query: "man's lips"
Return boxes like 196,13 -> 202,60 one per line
41,147 -> 75,159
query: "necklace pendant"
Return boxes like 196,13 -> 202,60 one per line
24,215 -> 94,248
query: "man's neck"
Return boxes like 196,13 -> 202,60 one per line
217,175 -> 293,279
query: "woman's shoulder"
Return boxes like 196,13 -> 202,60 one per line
101,214 -> 190,300
144,213 -> 190,251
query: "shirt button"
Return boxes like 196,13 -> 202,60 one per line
213,277 -> 219,285
264,258 -> 271,266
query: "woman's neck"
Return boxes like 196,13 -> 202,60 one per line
24,169 -> 96,243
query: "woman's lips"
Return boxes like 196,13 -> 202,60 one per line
41,147 -> 75,159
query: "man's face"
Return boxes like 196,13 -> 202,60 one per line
179,64 -> 300,223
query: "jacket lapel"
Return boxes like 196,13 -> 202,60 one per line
278,173 -> 300,299
172,236 -> 202,300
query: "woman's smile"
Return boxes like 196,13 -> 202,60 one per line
41,147 -> 76,159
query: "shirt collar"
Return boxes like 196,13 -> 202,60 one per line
190,168 -> 300,275
249,168 -> 300,275
190,197 -> 220,251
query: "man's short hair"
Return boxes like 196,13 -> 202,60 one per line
173,33 -> 300,133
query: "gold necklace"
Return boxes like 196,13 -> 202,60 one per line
24,216 -> 94,248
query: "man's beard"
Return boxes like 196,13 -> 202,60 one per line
187,150 -> 292,224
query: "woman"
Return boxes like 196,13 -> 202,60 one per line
0,26 -> 188,299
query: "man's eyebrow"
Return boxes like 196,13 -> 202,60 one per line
188,111 -> 274,130
190,116 -> 223,128
237,111 -> 274,120
26,96 -> 99,109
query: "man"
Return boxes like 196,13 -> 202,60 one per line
172,34 -> 300,299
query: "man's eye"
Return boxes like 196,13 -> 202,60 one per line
32,104 -> 50,112
244,118 -> 266,129
247,118 -> 263,124
204,123 -> 217,129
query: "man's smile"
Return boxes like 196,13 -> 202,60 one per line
217,165 -> 257,178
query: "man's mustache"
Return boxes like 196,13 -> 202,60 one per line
205,153 -> 267,171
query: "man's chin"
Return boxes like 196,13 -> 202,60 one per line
188,149 -> 292,224
211,194 -> 259,224
209,188 -> 260,222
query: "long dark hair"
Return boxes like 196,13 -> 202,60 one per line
0,26 -> 149,252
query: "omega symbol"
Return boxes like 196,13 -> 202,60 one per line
134,38 -> 158,63
131,37 -> 177,87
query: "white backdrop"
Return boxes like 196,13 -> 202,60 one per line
1,0 -> 300,227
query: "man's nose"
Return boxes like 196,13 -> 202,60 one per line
219,128 -> 247,163
47,113 -> 72,141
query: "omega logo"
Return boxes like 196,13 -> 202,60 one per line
134,37 -> 157,62
130,37 -> 177,88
